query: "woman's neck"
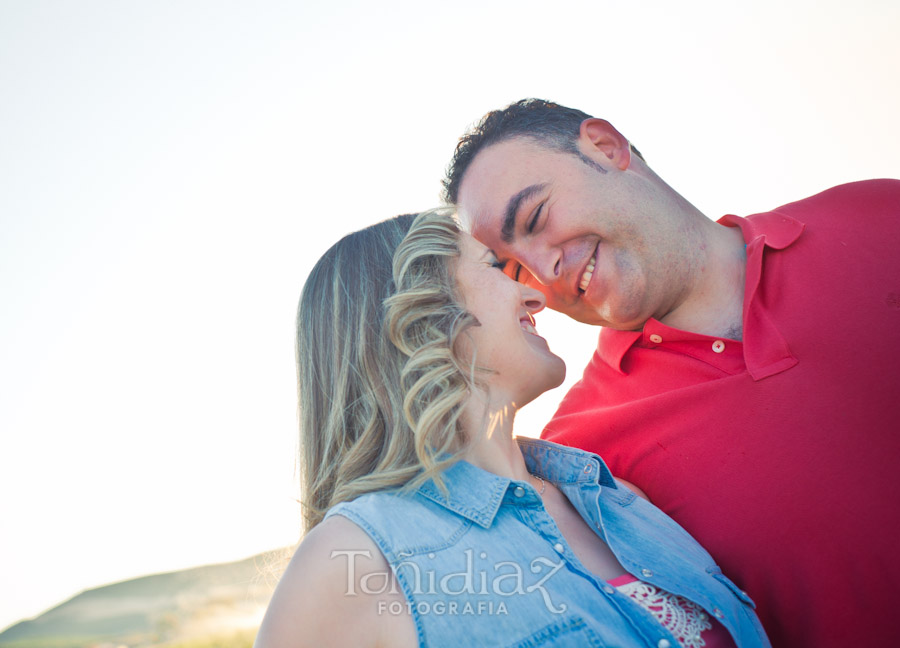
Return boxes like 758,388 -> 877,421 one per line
458,390 -> 531,482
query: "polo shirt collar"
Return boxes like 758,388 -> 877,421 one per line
718,210 -> 805,250
596,210 -> 805,379
722,210 -> 804,379
597,328 -> 642,374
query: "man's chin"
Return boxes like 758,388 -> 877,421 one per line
559,304 -> 646,330
554,303 -> 608,327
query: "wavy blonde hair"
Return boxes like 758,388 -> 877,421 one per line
296,209 -> 479,532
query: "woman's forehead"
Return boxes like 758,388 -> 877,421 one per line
458,231 -> 490,259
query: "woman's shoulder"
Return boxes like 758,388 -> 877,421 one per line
254,515 -> 418,648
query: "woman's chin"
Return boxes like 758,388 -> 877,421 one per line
514,362 -> 567,407
544,356 -> 567,391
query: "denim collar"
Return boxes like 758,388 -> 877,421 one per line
416,438 -> 617,529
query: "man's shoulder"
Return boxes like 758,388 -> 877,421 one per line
768,179 -> 900,219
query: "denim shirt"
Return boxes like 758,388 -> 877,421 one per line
325,438 -> 770,648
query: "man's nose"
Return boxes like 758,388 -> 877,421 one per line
523,247 -> 562,286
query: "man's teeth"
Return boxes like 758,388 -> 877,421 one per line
521,315 -> 537,335
579,255 -> 596,292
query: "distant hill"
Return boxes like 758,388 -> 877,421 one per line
0,549 -> 291,648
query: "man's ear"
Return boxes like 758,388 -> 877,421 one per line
579,118 -> 631,170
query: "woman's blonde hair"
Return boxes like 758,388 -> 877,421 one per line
296,209 -> 478,532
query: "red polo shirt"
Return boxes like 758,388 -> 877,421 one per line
544,180 -> 900,648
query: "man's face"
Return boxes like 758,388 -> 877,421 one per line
456,136 -> 688,330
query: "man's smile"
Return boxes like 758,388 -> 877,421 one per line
578,244 -> 599,294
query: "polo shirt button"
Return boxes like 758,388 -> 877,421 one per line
712,340 -> 726,353
513,486 -> 525,497
641,568 -> 653,578
713,607 -> 724,618
649,334 -> 663,344
554,543 -> 564,553
658,640 -> 672,648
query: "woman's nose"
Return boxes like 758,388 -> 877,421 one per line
521,286 -> 547,314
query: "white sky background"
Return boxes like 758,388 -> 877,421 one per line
1,0 -> 898,631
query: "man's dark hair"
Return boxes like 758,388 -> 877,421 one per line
442,98 -> 644,204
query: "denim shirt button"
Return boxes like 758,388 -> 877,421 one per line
641,568 -> 654,578
553,542 -> 564,553
657,640 -> 672,648
713,607 -> 724,618
513,486 -> 525,498
603,585 -> 615,594
583,463 -> 593,474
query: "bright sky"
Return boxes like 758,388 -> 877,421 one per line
1,0 -> 897,632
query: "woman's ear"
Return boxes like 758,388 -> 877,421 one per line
579,118 -> 632,171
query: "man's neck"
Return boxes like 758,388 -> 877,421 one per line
660,222 -> 747,340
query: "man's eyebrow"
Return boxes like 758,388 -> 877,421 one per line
501,183 -> 547,243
